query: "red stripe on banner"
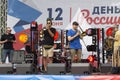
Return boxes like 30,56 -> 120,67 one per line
80,75 -> 120,80
13,29 -> 30,50
70,7 -> 72,22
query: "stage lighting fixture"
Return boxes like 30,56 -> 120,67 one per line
86,28 -> 96,36
19,33 -> 28,43
30,21 -> 38,30
87,55 -> 95,62
87,45 -> 96,51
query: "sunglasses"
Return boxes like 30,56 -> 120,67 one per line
47,22 -> 51,24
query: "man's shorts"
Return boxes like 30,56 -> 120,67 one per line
43,47 -> 54,57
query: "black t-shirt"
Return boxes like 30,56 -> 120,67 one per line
43,28 -> 56,45
1,33 -> 16,49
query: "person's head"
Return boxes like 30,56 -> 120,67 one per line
6,27 -> 12,34
72,21 -> 79,30
113,24 -> 119,32
46,18 -> 52,27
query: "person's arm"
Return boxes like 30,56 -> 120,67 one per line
0,40 -> 8,44
10,38 -> 16,43
46,24 -> 55,37
47,28 -> 55,37
109,35 -> 119,41
68,31 -> 80,41
11,34 -> 16,43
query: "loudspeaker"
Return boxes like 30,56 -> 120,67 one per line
24,54 -> 34,63
16,64 -> 33,74
100,63 -> 112,73
47,63 -> 65,75
0,64 -> 12,74
71,63 -> 91,75
12,50 -> 25,64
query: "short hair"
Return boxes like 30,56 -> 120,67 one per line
72,21 -> 79,26
6,27 -> 11,31
46,18 -> 52,22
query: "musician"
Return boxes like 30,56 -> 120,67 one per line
67,21 -> 82,63
0,27 -> 16,64
104,36 -> 113,63
42,18 -> 56,72
109,25 -> 120,74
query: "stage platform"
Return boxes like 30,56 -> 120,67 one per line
0,75 -> 120,80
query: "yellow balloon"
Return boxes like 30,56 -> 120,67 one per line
19,33 -> 28,43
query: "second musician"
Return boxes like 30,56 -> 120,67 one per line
67,21 -> 82,63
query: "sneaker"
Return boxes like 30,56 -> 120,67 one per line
44,71 -> 47,73
43,70 -> 47,74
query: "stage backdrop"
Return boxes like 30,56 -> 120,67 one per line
7,0 -> 120,59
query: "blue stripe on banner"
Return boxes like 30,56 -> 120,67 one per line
14,26 -> 24,32
0,75 -> 39,80
14,20 -> 30,26
8,0 -> 42,22
0,75 -> 76,80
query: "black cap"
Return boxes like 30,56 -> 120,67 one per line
46,18 -> 52,22
72,21 -> 79,26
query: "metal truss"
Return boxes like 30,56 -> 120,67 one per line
0,0 -> 7,37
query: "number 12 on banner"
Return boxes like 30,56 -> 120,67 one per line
47,8 -> 63,20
